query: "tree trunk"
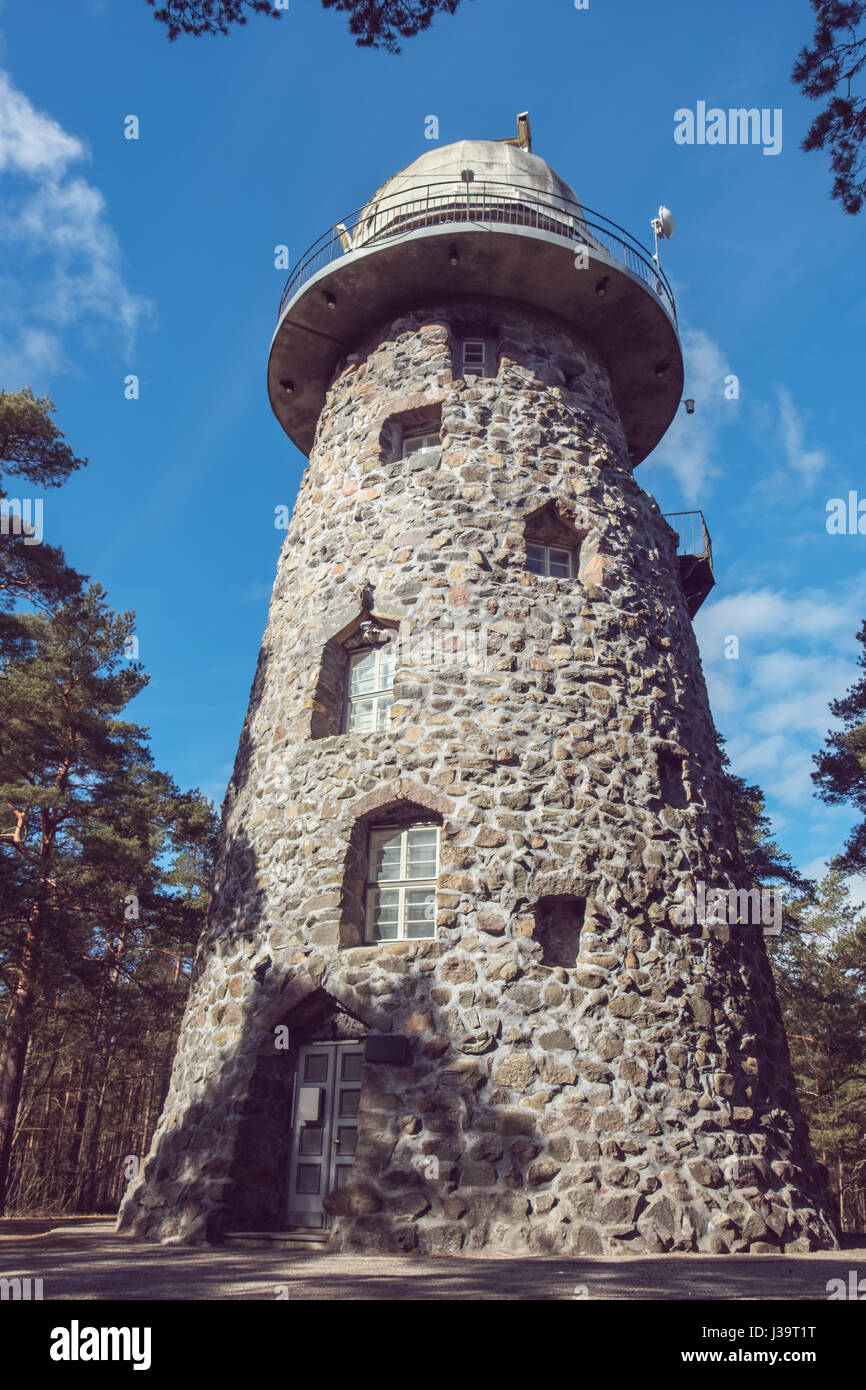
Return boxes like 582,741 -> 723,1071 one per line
0,903 -> 40,1213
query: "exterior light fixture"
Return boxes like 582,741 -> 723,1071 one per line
279,379 -> 294,394
449,245 -> 459,266
654,361 -> 671,378
595,276 -> 610,298
683,398 -> 695,414
323,291 -> 337,310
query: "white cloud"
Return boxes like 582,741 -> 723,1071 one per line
696,584 -> 864,878
695,586 -> 863,651
0,68 -> 154,381
646,326 -> 735,502
777,386 -> 827,488
0,70 -> 85,175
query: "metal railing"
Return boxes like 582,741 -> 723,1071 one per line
278,178 -> 676,323
663,510 -> 713,564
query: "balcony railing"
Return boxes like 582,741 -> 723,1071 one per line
663,510 -> 714,617
663,510 -> 713,565
278,178 -> 677,324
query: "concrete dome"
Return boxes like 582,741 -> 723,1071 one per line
352,139 -> 586,248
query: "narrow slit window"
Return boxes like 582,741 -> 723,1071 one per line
463,339 -> 487,374
365,824 -> 439,942
344,644 -> 395,734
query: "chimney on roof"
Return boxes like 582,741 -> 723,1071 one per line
498,110 -> 532,153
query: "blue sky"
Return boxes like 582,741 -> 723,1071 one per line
0,0 -> 863,893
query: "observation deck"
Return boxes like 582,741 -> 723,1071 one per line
267,132 -> 683,463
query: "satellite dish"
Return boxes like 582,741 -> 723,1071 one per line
657,206 -> 676,239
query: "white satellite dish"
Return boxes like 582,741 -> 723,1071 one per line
650,205 -> 676,275
657,206 -> 675,239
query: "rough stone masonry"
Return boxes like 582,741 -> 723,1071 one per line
117,139 -> 838,1256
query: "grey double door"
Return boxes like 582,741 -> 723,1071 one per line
287,1041 -> 363,1228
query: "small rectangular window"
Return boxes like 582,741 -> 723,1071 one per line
525,542 -> 546,576
525,542 -> 573,578
365,825 -> 439,942
402,429 -> 441,456
344,645 -> 395,733
462,339 -> 487,374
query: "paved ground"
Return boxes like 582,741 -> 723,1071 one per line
1,1218 -> 864,1299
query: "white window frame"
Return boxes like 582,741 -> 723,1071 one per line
343,645 -> 395,734
461,338 -> 494,377
364,824 -> 439,943
401,427 -> 441,457
525,541 -> 574,578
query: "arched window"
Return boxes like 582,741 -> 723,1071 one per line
365,823 -> 439,942
343,640 -> 395,733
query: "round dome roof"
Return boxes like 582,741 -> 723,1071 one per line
352,139 -> 585,248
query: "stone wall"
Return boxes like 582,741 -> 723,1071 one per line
117,303 -> 837,1255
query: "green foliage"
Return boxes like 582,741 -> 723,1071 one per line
320,0 -> 461,52
769,875 -> 866,1226
147,0 -> 279,39
147,0 -> 463,50
0,463 -> 217,1212
0,389 -> 87,622
792,1 -> 866,214
813,621 -> 866,874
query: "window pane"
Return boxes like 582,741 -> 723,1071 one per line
372,838 -> 402,881
367,887 -> 399,940
548,548 -> 571,578
378,646 -> 396,685
406,889 -> 437,938
406,828 -> 437,877
463,340 -> 486,370
403,432 -> 439,455
376,694 -> 393,731
347,698 -> 376,733
525,543 -> 545,575
350,650 -> 378,694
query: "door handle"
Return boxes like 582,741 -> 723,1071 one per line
331,1139 -> 341,1147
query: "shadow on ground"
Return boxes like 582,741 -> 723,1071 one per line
0,1220 -> 863,1300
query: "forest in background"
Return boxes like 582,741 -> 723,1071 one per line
0,389 -> 864,1230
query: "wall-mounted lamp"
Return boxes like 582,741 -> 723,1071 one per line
449,245 -> 459,266
279,379 -> 294,394
683,398 -> 695,414
654,361 -> 671,378
595,276 -> 610,298
323,291 -> 337,310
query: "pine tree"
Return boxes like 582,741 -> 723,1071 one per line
812,620 -> 866,874
0,585 -> 216,1212
770,874 -> 866,1230
147,0 -> 462,50
0,389 -> 87,634
792,1 -> 866,214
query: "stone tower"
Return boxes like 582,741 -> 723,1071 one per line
118,119 -> 837,1255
